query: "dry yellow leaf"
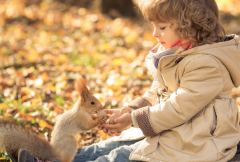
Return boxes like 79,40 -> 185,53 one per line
94,53 -> 108,61
39,120 -> 49,128
99,43 -> 112,51
3,114 -> 11,118
87,67 -> 96,73
0,104 -> 8,110
115,78 -> 124,85
58,54 -> 68,63
121,70 -> 130,76
125,31 -> 138,44
27,49 -> 38,62
112,58 -> 127,66
123,49 -> 137,60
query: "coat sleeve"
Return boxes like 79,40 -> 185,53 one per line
129,79 -> 165,128
134,55 -> 224,137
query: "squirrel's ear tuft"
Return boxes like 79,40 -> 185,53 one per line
76,78 -> 90,102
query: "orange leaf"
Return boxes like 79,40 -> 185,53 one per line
47,125 -> 54,129
42,72 -> 49,82
25,116 -> 34,122
18,112 -> 27,118
21,95 -> 27,102
54,107 -> 63,113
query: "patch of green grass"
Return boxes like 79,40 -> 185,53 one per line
67,52 -> 98,67
0,149 -> 11,162
3,50 -> 11,56
54,96 -> 65,106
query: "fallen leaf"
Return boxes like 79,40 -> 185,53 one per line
39,119 -> 49,128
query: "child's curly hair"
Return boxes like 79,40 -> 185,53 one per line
137,0 -> 226,46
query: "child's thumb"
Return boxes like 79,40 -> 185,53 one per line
114,117 -> 118,123
114,114 -> 126,123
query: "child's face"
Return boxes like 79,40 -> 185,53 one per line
151,21 -> 181,50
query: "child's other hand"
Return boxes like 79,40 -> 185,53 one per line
98,109 -> 124,136
98,124 -> 122,136
102,112 -> 132,133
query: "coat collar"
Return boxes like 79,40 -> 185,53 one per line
146,34 -> 240,87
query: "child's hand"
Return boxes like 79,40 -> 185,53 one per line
102,112 -> 133,133
98,109 -> 122,136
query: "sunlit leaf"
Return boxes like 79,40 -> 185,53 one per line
25,116 -> 34,122
0,104 -> 8,110
99,43 -> 112,51
47,125 -> 54,129
112,58 -> 127,66
123,49 -> 137,60
58,54 -> 68,63
54,107 -> 63,113
39,119 -> 49,128
3,114 -> 11,118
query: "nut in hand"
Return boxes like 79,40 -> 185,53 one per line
109,113 -> 119,124
120,107 -> 131,115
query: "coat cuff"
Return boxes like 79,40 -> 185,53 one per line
131,110 -> 139,128
134,106 -> 157,137
128,97 -> 152,110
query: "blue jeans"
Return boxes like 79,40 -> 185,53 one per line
72,136 -> 143,162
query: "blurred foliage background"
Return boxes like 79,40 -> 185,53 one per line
0,0 -> 240,160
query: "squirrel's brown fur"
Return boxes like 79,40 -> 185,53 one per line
0,78 -> 108,162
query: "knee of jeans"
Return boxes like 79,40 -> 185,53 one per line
108,145 -> 133,161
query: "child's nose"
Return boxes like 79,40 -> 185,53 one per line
152,28 -> 159,38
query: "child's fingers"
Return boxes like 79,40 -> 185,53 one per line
98,125 -> 104,130
114,113 -> 131,123
115,131 -> 122,136
103,128 -> 108,133
108,130 -> 114,136
103,109 -> 121,115
98,125 -> 102,130
103,109 -> 115,114
102,123 -> 121,132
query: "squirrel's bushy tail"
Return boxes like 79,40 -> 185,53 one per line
0,118 -> 57,161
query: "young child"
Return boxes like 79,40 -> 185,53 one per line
19,0 -> 240,161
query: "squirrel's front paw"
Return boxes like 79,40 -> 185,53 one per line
98,115 -> 109,124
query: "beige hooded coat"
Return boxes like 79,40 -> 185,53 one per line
115,35 -> 240,162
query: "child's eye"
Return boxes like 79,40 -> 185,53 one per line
160,27 -> 166,30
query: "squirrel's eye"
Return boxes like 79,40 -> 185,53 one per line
91,101 -> 95,105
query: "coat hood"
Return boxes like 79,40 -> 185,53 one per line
179,35 -> 240,87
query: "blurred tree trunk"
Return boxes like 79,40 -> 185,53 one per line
55,0 -> 93,8
101,0 -> 136,18
54,0 -> 136,18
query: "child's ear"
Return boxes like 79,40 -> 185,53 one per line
76,78 -> 90,104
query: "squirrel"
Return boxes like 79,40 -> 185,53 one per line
0,78 -> 109,162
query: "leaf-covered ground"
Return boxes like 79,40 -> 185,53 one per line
0,0 -> 240,160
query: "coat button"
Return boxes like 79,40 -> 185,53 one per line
175,57 -> 184,64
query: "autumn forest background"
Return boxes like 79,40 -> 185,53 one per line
0,0 -> 240,160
